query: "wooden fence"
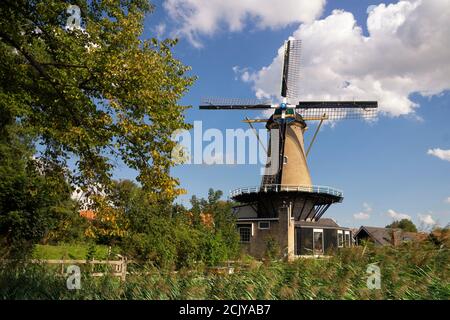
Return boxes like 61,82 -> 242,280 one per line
4,258 -> 252,281
29,255 -> 129,281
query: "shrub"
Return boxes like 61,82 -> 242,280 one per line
265,236 -> 280,260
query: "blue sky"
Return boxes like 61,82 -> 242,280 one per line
114,0 -> 450,229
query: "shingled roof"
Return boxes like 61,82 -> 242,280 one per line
296,218 -> 350,229
356,226 -> 395,245
355,226 -> 426,245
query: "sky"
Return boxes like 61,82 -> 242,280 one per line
114,0 -> 450,229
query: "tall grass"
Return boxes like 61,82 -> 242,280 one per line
1,241 -> 448,300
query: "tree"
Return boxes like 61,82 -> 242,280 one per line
190,189 -> 240,264
107,180 -> 187,267
386,219 -> 418,233
115,185 -> 239,267
0,118 -> 77,257
0,0 -> 195,204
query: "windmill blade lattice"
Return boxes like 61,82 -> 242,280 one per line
200,97 -> 274,110
296,101 -> 378,120
281,39 -> 302,104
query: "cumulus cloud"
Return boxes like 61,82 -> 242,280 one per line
427,148 -> 450,162
366,5 -> 378,14
163,0 -> 326,47
418,213 -> 436,226
353,202 -> 372,220
387,209 -> 411,220
240,0 -> 450,116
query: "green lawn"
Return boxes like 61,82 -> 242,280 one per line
32,244 -> 118,260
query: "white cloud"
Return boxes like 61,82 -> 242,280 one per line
354,212 -> 370,220
445,197 -> 450,204
427,148 -> 450,162
353,202 -> 372,220
366,5 -> 377,14
387,209 -> 411,220
163,0 -> 326,47
154,23 -> 166,39
233,66 -> 253,82
363,202 -> 372,213
418,213 -> 436,226
241,0 -> 450,116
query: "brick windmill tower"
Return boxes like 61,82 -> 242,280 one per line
200,39 -> 377,259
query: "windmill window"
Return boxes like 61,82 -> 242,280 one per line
283,156 -> 288,164
258,221 -> 270,230
238,224 -> 252,243
338,230 -> 344,247
344,231 -> 351,247
313,229 -> 324,254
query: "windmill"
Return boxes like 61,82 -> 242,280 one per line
199,39 -> 377,224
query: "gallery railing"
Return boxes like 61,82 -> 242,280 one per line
230,184 -> 343,198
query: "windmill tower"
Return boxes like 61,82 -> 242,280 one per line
200,39 -> 377,259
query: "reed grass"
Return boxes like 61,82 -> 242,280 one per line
1,241 -> 448,300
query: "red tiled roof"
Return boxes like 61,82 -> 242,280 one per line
79,210 -> 96,220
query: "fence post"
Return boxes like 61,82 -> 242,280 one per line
61,254 -> 66,275
121,257 -> 127,282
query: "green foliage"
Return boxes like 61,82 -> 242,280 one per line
0,115 -> 78,257
0,0 -> 196,258
117,184 -> 239,268
110,180 -> 176,267
386,219 -> 418,233
172,223 -> 201,268
0,0 -> 195,203
1,240 -> 448,299
0,1 -> 244,272
121,216 -> 178,268
85,242 -> 96,261
201,231 -> 229,266
265,237 -> 280,260
190,188 -> 240,263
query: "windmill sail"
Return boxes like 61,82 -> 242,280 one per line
296,101 -> 378,120
199,97 -> 273,109
281,39 -> 302,103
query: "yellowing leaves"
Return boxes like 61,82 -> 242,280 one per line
1,0 -> 194,208
85,197 -> 129,240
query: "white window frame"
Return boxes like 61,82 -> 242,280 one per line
337,230 -> 344,248
258,221 -> 270,230
344,230 -> 351,247
313,228 -> 324,254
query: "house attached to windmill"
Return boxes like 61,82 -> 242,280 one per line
200,39 -> 377,260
